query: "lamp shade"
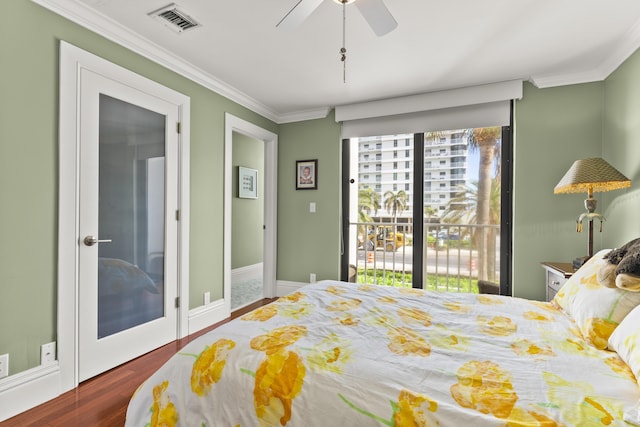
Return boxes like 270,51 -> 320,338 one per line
554,157 -> 631,194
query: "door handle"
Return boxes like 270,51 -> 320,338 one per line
83,235 -> 113,246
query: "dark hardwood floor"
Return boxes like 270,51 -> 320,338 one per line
1,298 -> 277,427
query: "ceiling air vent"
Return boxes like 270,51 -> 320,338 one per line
149,3 -> 201,33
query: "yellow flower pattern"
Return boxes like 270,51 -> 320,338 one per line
335,313 -> 360,326
604,356 -> 634,380
190,339 -> 236,396
307,333 -> 353,374
543,372 -> 621,426
450,360 -> 518,418
325,285 -> 346,295
399,288 -> 426,296
254,349 -> 306,426
477,294 -> 505,305
364,307 -> 397,328
242,304 -> 278,322
582,317 -> 617,349
278,301 -> 314,319
250,325 -> 307,355
523,311 -> 553,322
505,406 -> 562,427
250,325 -> 308,426
428,324 -> 469,352
327,298 -> 362,312
394,389 -> 439,427
150,380 -> 178,427
388,327 -> 431,357
477,315 -> 517,336
397,307 -> 432,327
280,291 -> 304,303
510,338 -> 555,358
444,301 -> 472,313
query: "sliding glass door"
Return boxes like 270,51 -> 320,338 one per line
342,126 -> 512,295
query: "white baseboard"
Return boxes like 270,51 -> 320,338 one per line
275,280 -> 307,296
0,364 -> 61,422
231,263 -> 263,283
188,299 -> 229,335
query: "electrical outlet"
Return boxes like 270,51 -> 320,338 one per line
0,353 -> 8,379
41,342 -> 56,365
204,291 -> 211,305
310,273 -> 316,283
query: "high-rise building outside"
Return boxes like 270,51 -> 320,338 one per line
357,131 -> 469,223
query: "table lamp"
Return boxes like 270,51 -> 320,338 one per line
554,157 -> 631,268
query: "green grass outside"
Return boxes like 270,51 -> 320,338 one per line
357,269 -> 479,293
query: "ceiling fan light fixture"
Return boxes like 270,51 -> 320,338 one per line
333,0 -> 356,4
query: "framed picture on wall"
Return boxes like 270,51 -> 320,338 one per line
238,166 -> 258,199
296,159 -> 317,190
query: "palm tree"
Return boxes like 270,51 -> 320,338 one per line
383,190 -> 408,223
444,180 -> 500,225
358,187 -> 380,247
424,206 -> 438,237
444,179 -> 501,280
466,127 -> 501,281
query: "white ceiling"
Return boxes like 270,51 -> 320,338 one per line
36,0 -> 640,123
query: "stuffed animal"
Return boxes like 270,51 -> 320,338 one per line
596,237 -> 640,291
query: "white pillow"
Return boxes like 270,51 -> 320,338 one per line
609,304 -> 640,380
553,249 -> 640,349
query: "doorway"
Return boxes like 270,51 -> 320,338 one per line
224,114 -> 278,311
231,132 -> 265,310
58,42 -> 191,388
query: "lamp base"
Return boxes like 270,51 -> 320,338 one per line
573,256 -> 591,270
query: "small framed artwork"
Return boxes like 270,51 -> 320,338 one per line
238,166 -> 258,199
296,159 -> 317,190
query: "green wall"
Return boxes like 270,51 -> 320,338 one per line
512,82 -> 605,300
232,132 -> 264,269
602,49 -> 640,244
277,112 -> 342,283
0,0 -> 277,375
512,48 -> 640,300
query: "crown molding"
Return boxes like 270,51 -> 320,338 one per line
277,107 -> 332,124
31,0 -> 285,123
531,17 -> 640,88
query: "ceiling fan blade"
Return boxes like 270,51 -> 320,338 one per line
355,0 -> 397,36
277,0 -> 325,30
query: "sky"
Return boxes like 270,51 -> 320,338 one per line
467,150 -> 479,183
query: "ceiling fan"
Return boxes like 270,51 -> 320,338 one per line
277,0 -> 398,37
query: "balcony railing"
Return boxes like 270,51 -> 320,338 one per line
351,222 -> 500,293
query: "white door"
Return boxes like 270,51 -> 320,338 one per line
77,68 -> 179,381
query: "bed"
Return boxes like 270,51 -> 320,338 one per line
125,250 -> 640,426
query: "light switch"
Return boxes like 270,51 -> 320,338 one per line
309,202 -> 316,213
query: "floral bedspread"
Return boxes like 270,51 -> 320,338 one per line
125,281 -> 640,426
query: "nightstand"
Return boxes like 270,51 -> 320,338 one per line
541,262 -> 575,302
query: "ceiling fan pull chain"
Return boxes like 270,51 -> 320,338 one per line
340,0 -> 347,83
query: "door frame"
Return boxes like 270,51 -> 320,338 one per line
224,114 -> 278,307
58,41 -> 191,391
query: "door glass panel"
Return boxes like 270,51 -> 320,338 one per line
423,129 -> 501,293
351,135 -> 414,287
97,94 -> 166,339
